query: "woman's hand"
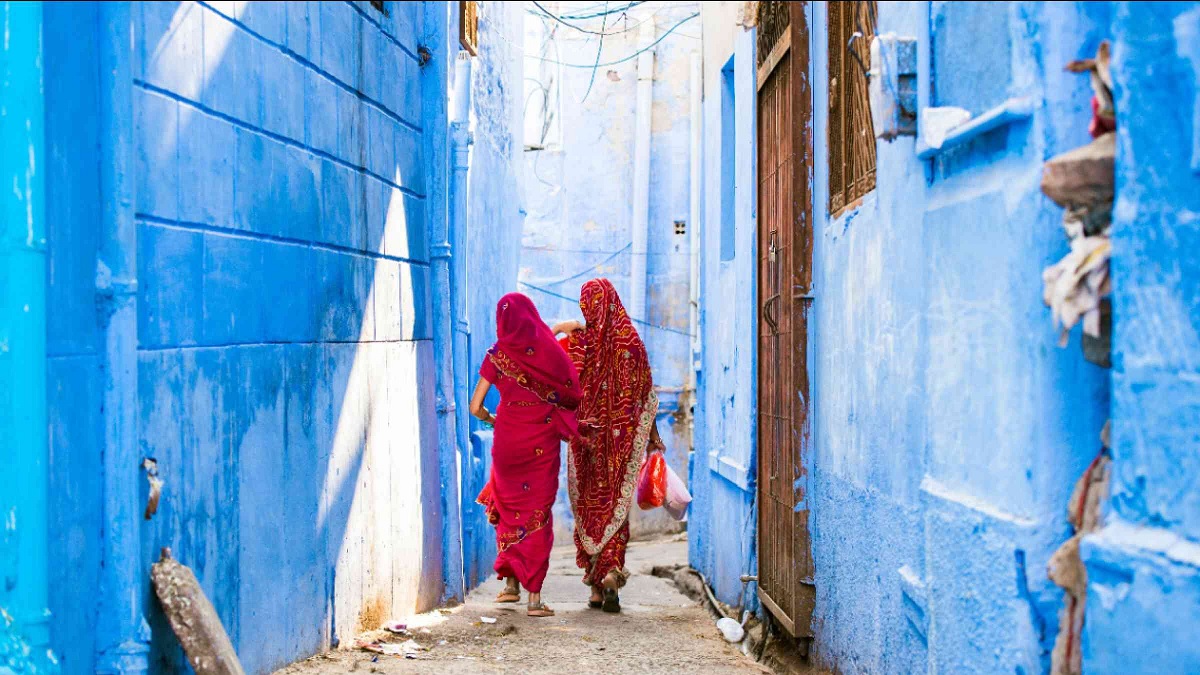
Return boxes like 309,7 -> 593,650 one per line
649,423 -> 666,453
469,377 -> 495,425
551,319 -> 584,336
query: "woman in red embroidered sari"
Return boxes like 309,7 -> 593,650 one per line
553,278 -> 666,613
471,293 -> 581,617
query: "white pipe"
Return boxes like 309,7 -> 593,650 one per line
688,51 -> 702,375
630,19 -> 655,323
452,50 -> 472,124
449,50 -> 472,541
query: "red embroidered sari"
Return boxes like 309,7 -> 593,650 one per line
561,279 -> 658,588
477,293 -> 581,593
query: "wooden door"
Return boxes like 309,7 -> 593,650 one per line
756,0 -> 815,639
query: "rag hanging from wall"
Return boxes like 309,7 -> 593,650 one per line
1047,423 -> 1112,675
1042,41 -> 1118,675
1041,41 -> 1115,368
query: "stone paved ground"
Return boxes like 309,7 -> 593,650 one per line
275,537 -> 771,674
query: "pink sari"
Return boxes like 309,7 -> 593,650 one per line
476,293 -> 581,592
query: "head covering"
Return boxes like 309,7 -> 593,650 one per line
488,292 -> 582,409
568,278 -> 653,428
563,278 -> 658,571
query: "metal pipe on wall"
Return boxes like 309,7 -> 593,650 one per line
0,1 -> 52,667
426,2 -> 466,603
629,20 -> 656,323
688,51 -> 702,385
449,48 -> 474,587
92,2 -> 150,672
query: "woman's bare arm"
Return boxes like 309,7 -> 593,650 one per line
469,377 -> 495,424
550,319 -> 584,336
649,420 -> 666,452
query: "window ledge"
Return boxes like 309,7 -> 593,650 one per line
707,451 -> 753,492
915,97 -> 1035,160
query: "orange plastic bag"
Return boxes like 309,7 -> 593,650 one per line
637,450 -> 667,510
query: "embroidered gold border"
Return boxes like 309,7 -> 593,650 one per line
568,389 -> 659,557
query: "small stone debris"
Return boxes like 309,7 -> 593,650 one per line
480,616 -> 497,624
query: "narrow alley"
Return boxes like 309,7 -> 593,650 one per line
2,1 -> 1198,674
274,538 -> 770,675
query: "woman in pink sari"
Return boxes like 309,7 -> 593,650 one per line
553,278 -> 665,613
470,293 -> 581,617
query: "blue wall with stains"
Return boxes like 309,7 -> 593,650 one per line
520,1 -> 700,542
1,2 -> 52,671
1082,2 -> 1200,672
693,1 -> 1198,673
34,2 -> 515,672
690,4 -> 761,609
808,3 -> 1111,672
454,0 -> 526,591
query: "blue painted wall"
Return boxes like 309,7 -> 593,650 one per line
455,0 -> 526,590
688,2 -> 1197,673
1081,3 -> 1200,672
34,2 -> 529,672
0,2 -> 53,671
690,3 -> 760,608
520,1 -> 700,542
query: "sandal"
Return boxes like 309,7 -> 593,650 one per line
527,602 -> 556,618
496,591 -> 521,603
601,588 -> 620,613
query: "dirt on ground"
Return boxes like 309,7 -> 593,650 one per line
274,537 -> 772,675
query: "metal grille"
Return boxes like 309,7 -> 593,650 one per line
757,1 -> 790,66
827,0 -> 876,215
460,1 -> 479,56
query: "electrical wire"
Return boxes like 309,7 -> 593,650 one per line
518,280 -> 695,338
531,0 -> 622,36
558,1 -> 645,20
581,1 -> 611,101
530,242 -> 633,286
525,11 -> 699,69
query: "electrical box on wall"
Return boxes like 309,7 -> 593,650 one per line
868,33 -> 918,140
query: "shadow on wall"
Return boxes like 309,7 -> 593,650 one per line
44,2 -> 445,673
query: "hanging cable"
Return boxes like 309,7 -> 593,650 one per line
519,281 -> 695,338
581,1 -> 611,101
526,12 -> 699,69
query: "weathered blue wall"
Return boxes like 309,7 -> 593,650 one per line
0,2 -> 53,670
41,2 -> 459,672
456,0 -> 526,590
1081,3 -> 1200,672
808,4 -> 1110,672
521,1 -> 700,541
693,2 -> 1143,673
690,1 -> 760,608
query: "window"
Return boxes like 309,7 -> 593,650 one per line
828,0 -> 877,216
460,1 -> 478,56
720,55 -> 736,262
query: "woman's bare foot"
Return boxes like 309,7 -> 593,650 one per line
496,577 -> 520,603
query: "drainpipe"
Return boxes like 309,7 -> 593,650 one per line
94,3 -> 150,672
423,6 -> 465,603
688,51 -> 701,403
629,20 -> 656,323
0,2 -> 52,668
449,49 -> 474,574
